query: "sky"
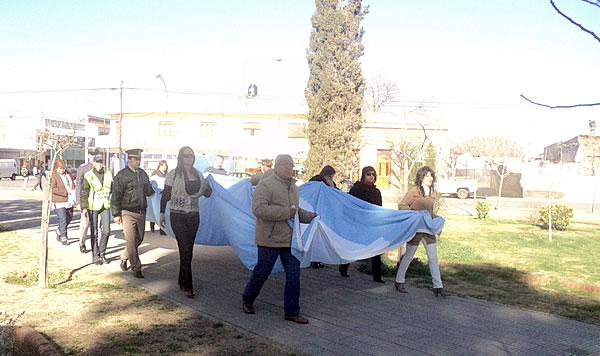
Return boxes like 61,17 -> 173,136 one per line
1,0 -> 599,154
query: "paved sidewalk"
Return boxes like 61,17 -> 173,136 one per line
2,193 -> 600,355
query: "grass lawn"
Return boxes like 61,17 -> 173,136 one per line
379,214 -> 600,324
0,227 -> 302,356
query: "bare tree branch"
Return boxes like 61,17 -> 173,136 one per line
550,0 -> 600,44
365,75 -> 399,112
580,0 -> 600,9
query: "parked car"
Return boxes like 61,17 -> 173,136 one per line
0,159 -> 19,180
228,172 -> 252,179
437,176 -> 478,199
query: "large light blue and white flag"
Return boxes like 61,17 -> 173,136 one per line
146,176 -> 445,273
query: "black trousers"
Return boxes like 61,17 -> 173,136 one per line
339,255 -> 382,280
170,212 -> 200,292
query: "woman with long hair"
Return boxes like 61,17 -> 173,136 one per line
150,160 -> 168,235
394,166 -> 447,297
309,165 -> 337,189
339,166 -> 385,283
51,159 -> 75,245
159,147 -> 212,298
308,165 -> 337,268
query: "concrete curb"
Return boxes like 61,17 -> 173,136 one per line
14,326 -> 60,356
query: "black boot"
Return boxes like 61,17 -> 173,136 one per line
371,255 -> 383,283
339,264 -> 350,277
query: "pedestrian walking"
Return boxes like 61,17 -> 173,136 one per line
112,149 -> 155,278
160,146 -> 212,297
75,148 -> 100,253
308,164 -> 338,268
80,154 -> 112,265
33,162 -> 45,191
394,166 -> 448,297
150,160 -> 168,235
242,154 -> 318,324
51,159 -> 75,245
21,161 -> 31,190
338,166 -> 385,283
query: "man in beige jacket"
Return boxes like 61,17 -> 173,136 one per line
242,154 -> 317,324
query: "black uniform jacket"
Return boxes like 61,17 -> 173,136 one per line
111,166 -> 154,217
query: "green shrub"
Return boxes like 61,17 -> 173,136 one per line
538,204 -> 574,231
476,201 -> 489,219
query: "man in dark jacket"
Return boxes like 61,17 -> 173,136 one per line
75,148 -> 100,253
111,148 -> 154,278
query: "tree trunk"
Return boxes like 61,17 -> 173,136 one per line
38,174 -> 52,288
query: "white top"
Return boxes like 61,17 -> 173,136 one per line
422,184 -> 431,197
53,173 -> 74,210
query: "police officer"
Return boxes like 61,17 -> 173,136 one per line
111,149 -> 155,278
80,154 -> 112,265
249,158 -> 273,186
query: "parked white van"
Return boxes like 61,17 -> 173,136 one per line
0,159 -> 19,180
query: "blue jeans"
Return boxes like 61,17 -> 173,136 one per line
242,246 -> 301,317
55,207 -> 73,241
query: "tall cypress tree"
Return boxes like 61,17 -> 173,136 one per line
304,0 -> 368,181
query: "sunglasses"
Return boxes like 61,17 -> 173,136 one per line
366,172 -> 376,176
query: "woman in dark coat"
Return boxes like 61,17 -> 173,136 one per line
309,165 -> 337,189
339,166 -> 385,283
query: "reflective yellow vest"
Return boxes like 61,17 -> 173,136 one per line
84,170 -> 112,210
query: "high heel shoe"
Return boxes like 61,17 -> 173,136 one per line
394,282 -> 408,293
182,287 -> 195,298
433,288 -> 448,298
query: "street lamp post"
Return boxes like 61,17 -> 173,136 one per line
118,80 -> 124,171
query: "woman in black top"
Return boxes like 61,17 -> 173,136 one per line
159,147 -> 212,298
339,166 -> 385,283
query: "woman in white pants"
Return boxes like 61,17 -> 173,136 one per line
394,166 -> 448,297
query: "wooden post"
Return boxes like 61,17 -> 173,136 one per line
38,173 -> 52,288
548,190 -> 552,243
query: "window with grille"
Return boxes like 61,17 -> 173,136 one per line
158,121 -> 174,136
199,122 -> 216,136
